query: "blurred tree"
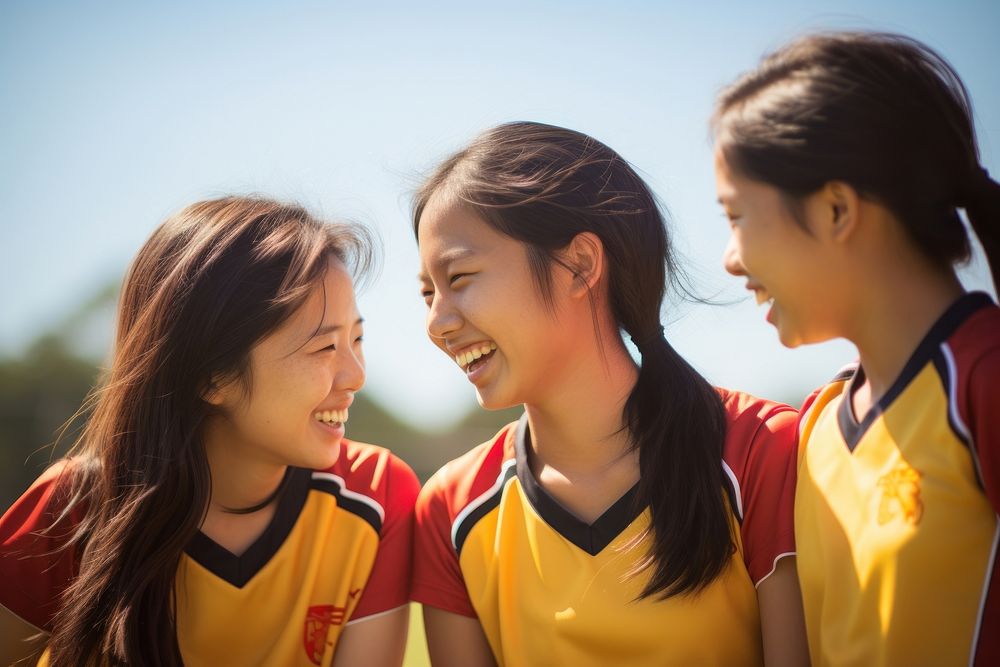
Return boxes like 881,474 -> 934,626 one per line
0,335 -> 101,508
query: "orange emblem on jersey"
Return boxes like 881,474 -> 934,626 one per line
877,462 -> 923,525
304,604 -> 345,665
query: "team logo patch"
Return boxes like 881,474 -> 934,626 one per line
877,462 -> 923,526
304,604 -> 346,665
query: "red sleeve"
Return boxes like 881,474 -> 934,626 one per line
0,461 -> 82,631
961,347 -> 1000,513
724,397 -> 799,586
349,454 -> 419,622
411,468 -> 477,618
953,317 -> 1000,667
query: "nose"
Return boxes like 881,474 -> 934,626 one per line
723,234 -> 746,277
426,291 -> 463,342
335,342 -> 366,393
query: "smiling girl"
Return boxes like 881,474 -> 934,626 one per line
411,121 -> 808,666
0,196 -> 418,666
714,32 -> 1000,666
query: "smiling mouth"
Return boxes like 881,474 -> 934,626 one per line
454,342 -> 497,372
314,409 -> 348,426
753,289 -> 774,307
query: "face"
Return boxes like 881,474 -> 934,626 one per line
210,257 -> 365,470
714,148 -> 840,348
417,196 -> 578,410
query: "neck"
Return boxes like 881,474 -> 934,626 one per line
201,416 -> 289,513
524,335 -> 639,475
849,265 -> 963,401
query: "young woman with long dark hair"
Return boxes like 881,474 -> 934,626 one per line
0,196 -> 418,666
411,121 -> 809,666
714,31 -> 1000,665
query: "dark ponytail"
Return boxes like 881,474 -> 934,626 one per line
414,121 -> 731,598
713,31 -> 999,294
960,168 -> 1000,293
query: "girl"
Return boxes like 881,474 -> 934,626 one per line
0,196 -> 419,666
713,32 -> 1000,665
412,121 -> 809,666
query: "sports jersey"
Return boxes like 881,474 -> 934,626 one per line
0,440 -> 419,667
412,388 -> 798,666
795,291 -> 1000,666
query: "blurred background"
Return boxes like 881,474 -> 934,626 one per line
1,1 -> 997,664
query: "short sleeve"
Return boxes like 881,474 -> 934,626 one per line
411,468 -> 477,618
732,405 -> 799,586
0,462 -> 81,631
961,347 -> 1000,515
348,454 -> 420,622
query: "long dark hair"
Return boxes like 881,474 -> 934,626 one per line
713,31 -> 1000,292
46,196 -> 373,666
413,121 -> 730,599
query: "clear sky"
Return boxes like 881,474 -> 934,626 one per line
1,0 -> 997,429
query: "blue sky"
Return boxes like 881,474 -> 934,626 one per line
1,0 -> 997,428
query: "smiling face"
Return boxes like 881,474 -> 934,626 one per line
417,196 -> 577,410
208,257 -> 365,470
714,148 -> 843,348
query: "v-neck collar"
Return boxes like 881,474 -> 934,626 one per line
185,466 -> 312,588
837,292 -> 993,452
513,415 -> 644,556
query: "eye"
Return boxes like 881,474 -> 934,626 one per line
319,343 -> 337,352
421,288 -> 434,306
449,273 -> 471,285
354,334 -> 364,344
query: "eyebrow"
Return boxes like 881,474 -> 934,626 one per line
417,247 -> 476,283
311,317 -> 364,338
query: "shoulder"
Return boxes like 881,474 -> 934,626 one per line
312,441 -> 419,532
0,460 -> 87,632
1,459 -> 83,541
940,297 -> 1000,443
942,296 -> 1000,382
715,387 -> 798,503
716,387 -> 798,450
416,423 -> 517,525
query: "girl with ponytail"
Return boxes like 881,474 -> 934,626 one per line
714,31 -> 1000,666
0,196 -> 418,666
412,121 -> 808,666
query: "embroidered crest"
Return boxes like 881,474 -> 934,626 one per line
877,462 -> 923,526
303,604 -> 346,665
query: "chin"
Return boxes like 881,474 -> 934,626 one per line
475,388 -> 520,412
301,442 -> 343,471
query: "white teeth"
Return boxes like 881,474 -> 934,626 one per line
313,409 -> 349,425
754,290 -> 772,306
454,343 -> 497,368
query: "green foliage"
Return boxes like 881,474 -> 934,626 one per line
0,336 -> 102,509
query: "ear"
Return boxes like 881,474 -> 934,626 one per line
562,231 -> 605,297
810,180 -> 861,244
202,376 -> 232,407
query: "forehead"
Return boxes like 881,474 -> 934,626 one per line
273,258 -> 359,341
714,147 -> 738,195
417,195 -> 510,274
714,147 -> 772,204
